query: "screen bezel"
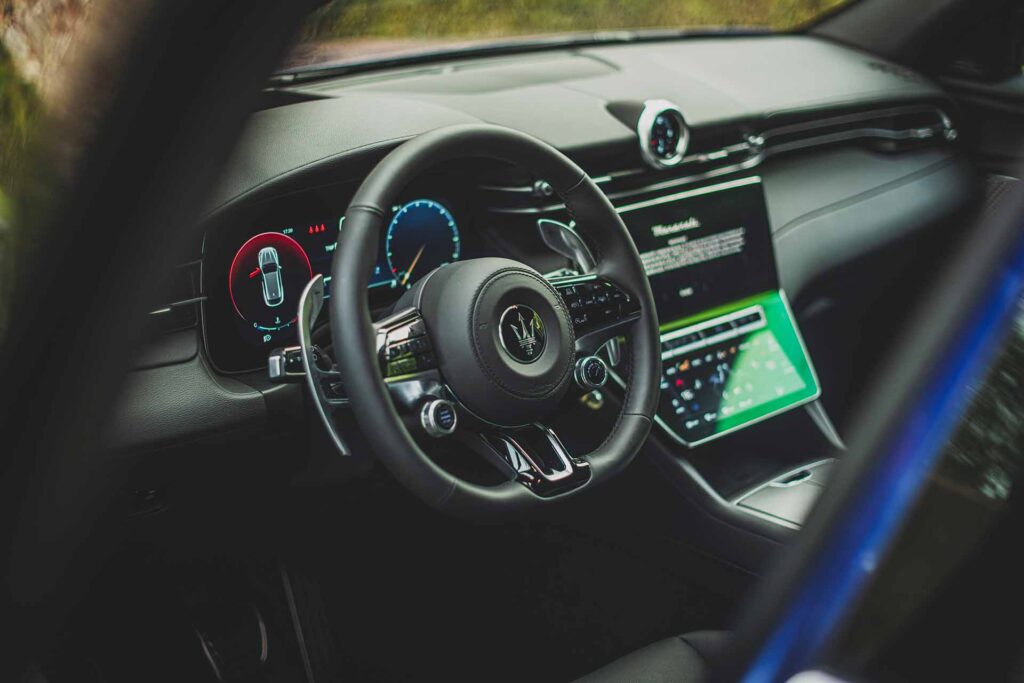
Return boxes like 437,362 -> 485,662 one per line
618,175 -> 778,327
613,175 -> 821,447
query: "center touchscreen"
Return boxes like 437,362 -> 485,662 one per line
619,176 -> 778,322
619,176 -> 820,446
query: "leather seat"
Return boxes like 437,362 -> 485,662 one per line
576,631 -> 728,682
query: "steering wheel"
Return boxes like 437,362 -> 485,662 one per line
313,124 -> 660,515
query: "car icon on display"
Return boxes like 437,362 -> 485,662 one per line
258,246 -> 284,307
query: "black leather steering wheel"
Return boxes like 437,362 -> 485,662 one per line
325,123 -> 660,515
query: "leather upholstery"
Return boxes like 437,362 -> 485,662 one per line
576,631 -> 728,683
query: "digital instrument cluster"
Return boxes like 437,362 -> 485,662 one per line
375,198 -> 461,290
203,183 -> 468,373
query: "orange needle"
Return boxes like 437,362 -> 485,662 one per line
400,244 -> 426,286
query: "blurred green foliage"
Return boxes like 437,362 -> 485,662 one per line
302,0 -> 848,41
0,41 -> 41,205
0,40 -> 43,337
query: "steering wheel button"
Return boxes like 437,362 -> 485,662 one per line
421,399 -> 457,438
575,355 -> 609,390
436,405 -> 456,430
388,358 -> 416,376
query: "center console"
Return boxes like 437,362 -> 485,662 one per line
614,175 -> 839,531
620,176 -> 821,447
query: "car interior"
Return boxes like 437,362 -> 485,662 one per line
3,0 -> 1024,681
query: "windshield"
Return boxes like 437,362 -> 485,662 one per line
289,0 -> 853,70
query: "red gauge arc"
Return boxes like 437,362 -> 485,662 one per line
228,232 -> 312,331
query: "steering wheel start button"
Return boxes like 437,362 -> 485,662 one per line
574,355 -> 609,390
421,399 -> 457,437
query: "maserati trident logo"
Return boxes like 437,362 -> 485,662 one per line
499,305 -> 546,363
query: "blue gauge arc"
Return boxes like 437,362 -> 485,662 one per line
385,199 -> 461,289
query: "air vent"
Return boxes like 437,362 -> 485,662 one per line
760,106 -> 956,154
479,105 -> 955,217
479,126 -> 759,215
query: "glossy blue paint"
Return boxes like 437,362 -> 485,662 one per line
741,228 -> 1024,682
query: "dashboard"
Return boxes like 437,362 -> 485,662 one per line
204,164 -> 822,445
118,35 -> 980,471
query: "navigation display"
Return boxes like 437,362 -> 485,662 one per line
619,177 -> 820,446
619,176 -> 777,324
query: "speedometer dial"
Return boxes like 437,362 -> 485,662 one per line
228,232 -> 312,335
385,199 -> 460,289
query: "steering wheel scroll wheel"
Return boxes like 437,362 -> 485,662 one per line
314,123 -> 660,515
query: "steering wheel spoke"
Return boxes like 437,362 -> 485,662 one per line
374,306 -> 471,440
298,275 -> 351,454
548,274 -> 641,356
316,368 -> 348,407
467,424 -> 591,496
374,307 -> 440,380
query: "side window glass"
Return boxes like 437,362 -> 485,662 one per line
829,295 -> 1024,676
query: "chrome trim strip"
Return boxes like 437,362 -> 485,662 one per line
487,154 -> 765,215
616,175 -> 762,214
484,105 -> 953,215
545,272 -> 598,287
760,104 -> 951,140
148,295 -> 208,316
768,125 -> 944,155
498,429 -> 574,483
731,458 -> 836,505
